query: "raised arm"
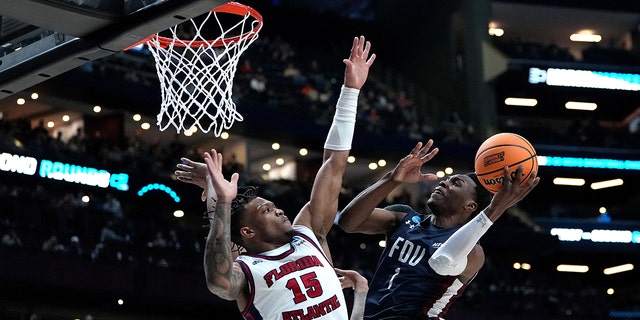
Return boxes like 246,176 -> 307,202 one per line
428,165 -> 540,276
293,35 -> 376,249
338,141 -> 439,235
202,149 -> 247,301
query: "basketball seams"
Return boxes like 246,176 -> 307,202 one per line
475,154 -> 537,177
474,142 -> 535,161
475,144 -> 535,160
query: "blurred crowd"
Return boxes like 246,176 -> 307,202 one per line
2,32 -> 640,320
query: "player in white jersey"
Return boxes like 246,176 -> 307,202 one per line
176,36 -> 376,320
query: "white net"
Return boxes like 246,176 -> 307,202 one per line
146,3 -> 262,136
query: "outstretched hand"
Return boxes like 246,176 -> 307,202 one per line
175,157 -> 209,201
486,165 -> 540,218
176,157 -> 208,189
203,149 -> 239,203
343,35 -> 377,90
391,140 -> 439,184
335,267 -> 368,293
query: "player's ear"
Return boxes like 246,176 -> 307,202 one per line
240,226 -> 255,239
464,200 -> 478,213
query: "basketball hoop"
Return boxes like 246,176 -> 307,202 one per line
136,2 -> 262,136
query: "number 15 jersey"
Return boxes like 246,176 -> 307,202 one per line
236,225 -> 349,320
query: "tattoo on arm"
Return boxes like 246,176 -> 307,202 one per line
204,201 -> 242,300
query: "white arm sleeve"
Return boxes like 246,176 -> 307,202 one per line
428,211 -> 493,276
324,85 -> 359,150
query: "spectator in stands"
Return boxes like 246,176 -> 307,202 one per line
100,219 -> 128,244
67,235 -> 85,258
150,230 -> 168,248
68,127 -> 88,154
282,61 -> 306,87
166,229 -> 181,251
99,193 -> 124,221
238,58 -> 254,77
1,228 -> 23,249
249,67 -> 269,103
42,234 -> 65,253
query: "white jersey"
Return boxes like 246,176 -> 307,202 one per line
236,225 -> 349,320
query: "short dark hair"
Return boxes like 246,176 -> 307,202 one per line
229,186 -> 258,246
465,172 -> 493,216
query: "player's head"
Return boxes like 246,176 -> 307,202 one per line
466,172 -> 493,218
426,172 -> 492,222
230,186 -> 294,252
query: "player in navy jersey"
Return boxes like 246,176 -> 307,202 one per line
175,36 -> 376,320
338,141 -> 539,319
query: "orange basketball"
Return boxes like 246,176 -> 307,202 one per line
474,132 -> 538,193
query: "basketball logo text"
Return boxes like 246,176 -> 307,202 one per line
482,171 -> 519,186
483,151 -> 505,167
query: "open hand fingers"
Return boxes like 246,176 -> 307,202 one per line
203,149 -> 222,174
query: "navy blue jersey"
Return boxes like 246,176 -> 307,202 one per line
364,209 -> 469,320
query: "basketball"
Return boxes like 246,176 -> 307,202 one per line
474,132 -> 538,193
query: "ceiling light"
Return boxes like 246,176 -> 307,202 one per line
220,132 -> 229,139
436,171 -> 445,178
377,159 -> 386,167
368,162 -> 378,170
557,264 -> 589,273
347,156 -> 356,163
262,163 -> 271,171
504,97 -> 537,107
299,148 -> 308,156
444,167 -> 453,174
275,158 -> 284,165
553,177 -> 585,186
565,101 -> 597,111
488,27 -> 504,37
603,264 -> 634,275
62,115 -> 70,122
570,33 -> 602,42
141,122 -> 151,130
16,98 -> 25,105
47,121 -> 54,128
173,210 -> 184,218
93,105 -> 102,113
132,114 -> 141,121
31,92 -> 39,99
591,178 -> 623,190
272,142 -> 280,150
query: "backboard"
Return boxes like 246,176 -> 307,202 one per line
0,0 -> 227,100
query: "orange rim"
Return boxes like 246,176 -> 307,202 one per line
127,2 -> 262,50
